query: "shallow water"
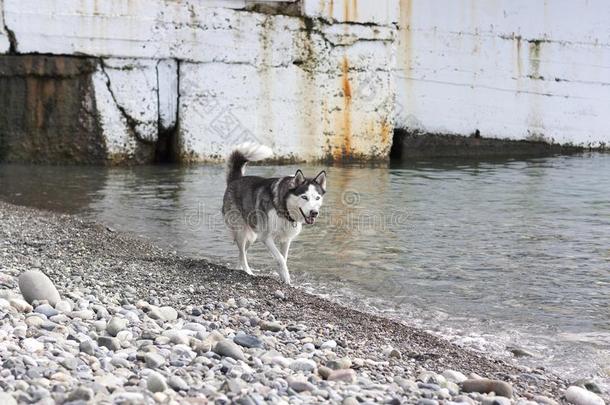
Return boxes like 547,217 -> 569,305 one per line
1,154 -> 609,389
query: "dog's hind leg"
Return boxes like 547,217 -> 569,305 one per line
263,237 -> 291,285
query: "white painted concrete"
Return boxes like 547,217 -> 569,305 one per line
157,59 -> 178,131
1,0 -> 608,162
102,58 -> 159,144
91,70 -> 138,161
302,0 -> 399,26
395,0 -> 610,147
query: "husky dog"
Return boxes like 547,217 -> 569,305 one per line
222,143 -> 327,285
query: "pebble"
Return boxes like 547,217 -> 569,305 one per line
461,379 -> 513,398
147,372 -> 168,393
159,306 -> 178,321
213,339 -> 245,361
261,321 -> 283,332
287,376 -> 315,392
290,358 -> 317,373
443,369 -> 468,383
18,271 -> 61,306
482,397 -> 512,405
0,393 -> 17,405
22,338 -> 44,352
9,298 -> 32,313
97,336 -> 121,351
321,339 -> 337,350
106,317 -> 128,337
0,206 -> 571,405
234,334 -> 263,349
144,352 -> 166,369
327,369 -> 356,383
564,386 -> 605,405
168,375 -> 189,391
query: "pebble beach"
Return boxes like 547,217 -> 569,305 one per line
0,201 -> 606,405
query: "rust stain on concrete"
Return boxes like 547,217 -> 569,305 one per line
338,55 -> 353,160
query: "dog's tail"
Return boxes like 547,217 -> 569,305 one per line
226,142 -> 273,184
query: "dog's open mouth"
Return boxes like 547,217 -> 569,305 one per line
299,208 -> 315,225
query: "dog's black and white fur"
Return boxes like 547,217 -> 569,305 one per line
222,143 -> 327,285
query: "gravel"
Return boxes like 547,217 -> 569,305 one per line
0,200 -> 602,404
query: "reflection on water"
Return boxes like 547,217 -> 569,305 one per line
1,154 -> 609,387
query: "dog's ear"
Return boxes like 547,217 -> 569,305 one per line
313,170 -> 326,192
293,169 -> 306,187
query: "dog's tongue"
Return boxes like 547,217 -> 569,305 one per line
305,216 -> 315,225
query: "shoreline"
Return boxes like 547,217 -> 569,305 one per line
0,200 -> 600,404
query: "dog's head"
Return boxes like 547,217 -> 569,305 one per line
286,170 -> 327,225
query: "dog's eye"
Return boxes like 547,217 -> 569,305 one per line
316,196 -> 321,200
301,195 -> 308,201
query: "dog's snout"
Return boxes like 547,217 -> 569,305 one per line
310,211 -> 319,218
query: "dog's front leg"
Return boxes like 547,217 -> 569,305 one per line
263,237 -> 291,285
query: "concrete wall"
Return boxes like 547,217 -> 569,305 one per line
0,0 -> 397,163
395,0 -> 610,148
0,0 -> 608,164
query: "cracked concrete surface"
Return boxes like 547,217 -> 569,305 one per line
0,0 -> 609,164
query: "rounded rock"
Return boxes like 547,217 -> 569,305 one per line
565,386 -> 605,405
213,339 -> 245,361
147,372 -> 168,393
18,271 -> 61,306
106,317 -> 128,337
461,379 -> 513,398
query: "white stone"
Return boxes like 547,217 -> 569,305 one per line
9,298 -> 33,313
147,372 -> 168,393
18,271 -> 61,306
565,386 -> 605,405
22,338 -> 44,352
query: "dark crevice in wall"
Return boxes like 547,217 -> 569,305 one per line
99,61 -> 155,147
2,9 -> 18,53
154,59 -> 180,164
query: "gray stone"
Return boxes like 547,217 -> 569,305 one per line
461,379 -> 513,398
260,321 -> 283,332
144,352 -> 166,369
234,334 -> 263,349
18,271 -> 61,306
273,290 -> 285,299
168,375 -> 189,391
417,400 -> 439,405
290,358 -> 317,372
213,339 -> 245,361
147,372 -> 168,393
482,397 -> 512,405
287,376 -> 315,392
98,336 -> 121,351
67,387 -> 93,402
34,303 -> 59,317
79,340 -> 96,355
106,317 -> 128,337
327,357 -> 352,370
